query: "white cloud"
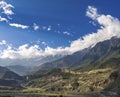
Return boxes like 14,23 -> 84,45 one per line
0,40 -> 7,45
67,6 -> 120,53
0,0 -> 14,23
35,40 -> 41,44
41,25 -> 53,31
41,41 -> 47,46
0,6 -> 120,67
47,26 -> 52,31
9,23 -> 29,29
63,31 -> 71,36
0,0 -> 30,30
0,44 -> 40,59
34,40 -> 47,46
0,0 -> 14,15
33,23 -> 39,30
42,26 -> 52,31
0,16 -> 8,22
86,6 -> 99,20
0,44 -> 66,59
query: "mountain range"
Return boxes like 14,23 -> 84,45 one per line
0,37 -> 120,96
6,37 -> 120,75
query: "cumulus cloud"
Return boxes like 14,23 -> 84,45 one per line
0,0 -> 14,15
33,23 -> 39,30
0,44 -> 39,59
0,6 -> 120,66
9,23 -> 29,29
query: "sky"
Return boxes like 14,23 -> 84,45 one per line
0,0 -> 120,66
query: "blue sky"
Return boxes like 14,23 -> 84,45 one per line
0,0 -> 120,66
0,0 -> 119,48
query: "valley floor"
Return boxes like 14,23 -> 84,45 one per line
0,68 -> 119,97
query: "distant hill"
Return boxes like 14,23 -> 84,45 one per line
0,66 -> 23,80
6,65 -> 33,76
0,66 -> 10,78
0,66 -> 24,90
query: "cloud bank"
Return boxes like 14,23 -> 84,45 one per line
0,6 -> 120,66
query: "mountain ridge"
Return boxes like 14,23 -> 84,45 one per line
38,37 -> 120,71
